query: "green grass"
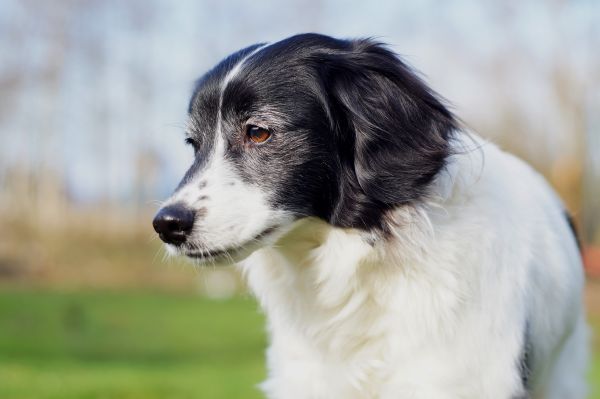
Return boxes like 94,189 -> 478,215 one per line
0,289 -> 598,398
589,315 -> 600,398
0,290 -> 266,399
592,362 -> 600,399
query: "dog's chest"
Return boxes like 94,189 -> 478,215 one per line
241,223 -> 473,398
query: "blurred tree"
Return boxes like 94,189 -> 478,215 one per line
0,0 -> 597,241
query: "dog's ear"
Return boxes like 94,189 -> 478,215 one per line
321,39 -> 457,229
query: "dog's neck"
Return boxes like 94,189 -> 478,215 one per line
240,212 -> 443,349
274,217 -> 377,306
243,219 -> 372,300
240,218 -> 379,350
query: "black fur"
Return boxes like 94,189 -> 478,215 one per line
519,322 -> 532,395
184,33 -> 457,231
564,211 -> 581,251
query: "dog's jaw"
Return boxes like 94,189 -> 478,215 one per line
176,224 -> 286,265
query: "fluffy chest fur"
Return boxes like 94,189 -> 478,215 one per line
242,218 -> 483,398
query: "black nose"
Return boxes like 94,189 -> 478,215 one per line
152,204 -> 195,245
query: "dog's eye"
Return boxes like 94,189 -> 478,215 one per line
246,125 -> 271,144
185,137 -> 199,152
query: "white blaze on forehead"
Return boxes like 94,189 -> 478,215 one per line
215,43 -> 269,144
201,42 -> 270,185
219,43 -> 268,113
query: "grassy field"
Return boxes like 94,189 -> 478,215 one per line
0,290 -> 266,399
0,289 -> 598,398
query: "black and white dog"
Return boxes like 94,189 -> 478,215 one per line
153,34 -> 587,398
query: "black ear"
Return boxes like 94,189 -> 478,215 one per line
323,39 -> 457,230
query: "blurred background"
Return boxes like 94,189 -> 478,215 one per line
0,0 -> 599,398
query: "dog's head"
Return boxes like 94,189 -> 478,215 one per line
153,33 -> 456,263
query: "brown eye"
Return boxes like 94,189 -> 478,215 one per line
246,125 -> 271,144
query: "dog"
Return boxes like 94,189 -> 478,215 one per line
152,33 -> 588,399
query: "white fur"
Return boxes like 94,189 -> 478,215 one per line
237,133 -> 588,399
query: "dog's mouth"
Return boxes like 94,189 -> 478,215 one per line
182,225 -> 279,262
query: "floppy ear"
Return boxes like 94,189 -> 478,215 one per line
324,39 -> 457,229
